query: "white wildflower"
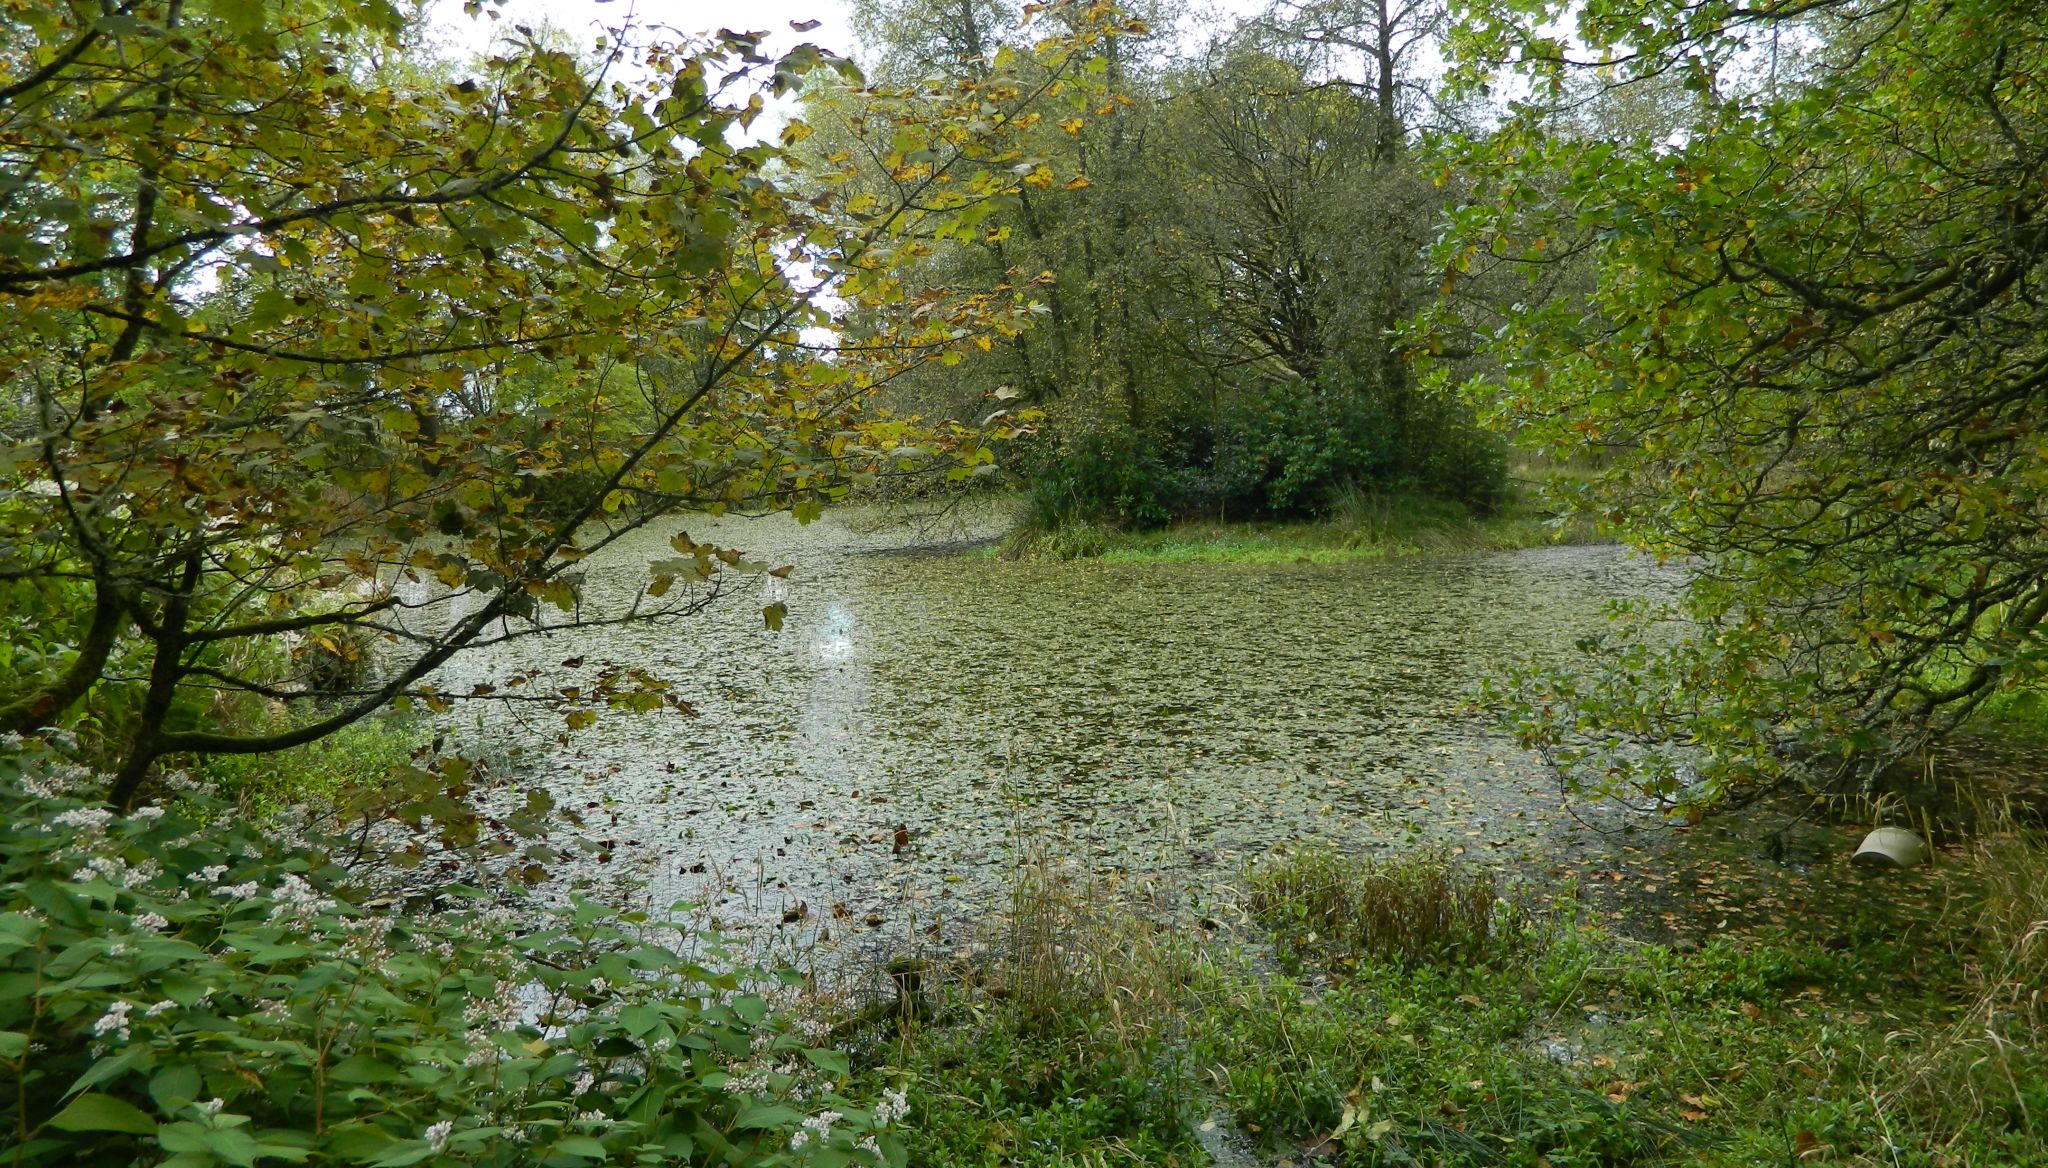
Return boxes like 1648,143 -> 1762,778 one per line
131,806 -> 165,822
791,1109 -> 841,1149
21,765 -> 87,798
216,881 -> 260,899
724,1069 -> 768,1095
875,1087 -> 909,1126
146,1000 -> 177,1018
70,856 -> 130,886
424,1121 -> 453,1152
266,874 -> 333,925
191,864 -> 229,885
199,1098 -> 224,1116
53,808 -> 114,833
91,1000 -> 133,1041
131,912 -> 169,932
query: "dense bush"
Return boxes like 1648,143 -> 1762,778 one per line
1023,428 -> 1178,531
1023,379 -> 1507,531
0,741 -> 903,1168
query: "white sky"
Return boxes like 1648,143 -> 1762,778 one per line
428,0 -> 1269,75
430,0 -> 868,66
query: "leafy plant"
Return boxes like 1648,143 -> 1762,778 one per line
0,741 -> 904,1168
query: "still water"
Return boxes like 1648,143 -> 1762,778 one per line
423,505 -> 1675,951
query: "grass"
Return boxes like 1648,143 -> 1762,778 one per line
1968,685 -> 2048,741
1244,845 -> 1526,970
192,711 -> 427,819
844,855 -> 1207,1167
836,836 -> 2048,1168
993,486 -> 1604,565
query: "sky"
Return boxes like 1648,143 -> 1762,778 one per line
429,0 -> 869,67
427,0 -> 1268,76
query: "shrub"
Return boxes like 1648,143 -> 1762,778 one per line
1209,380 -> 1397,518
1020,378 -> 1508,536
1022,429 -> 1178,532
0,741 -> 903,1168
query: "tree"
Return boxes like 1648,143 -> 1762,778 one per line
1437,0 -> 2048,805
851,0 -> 1020,82
1255,0 -> 1451,161
0,0 -> 1125,806
1148,49 -> 1420,388
826,0 -> 1162,433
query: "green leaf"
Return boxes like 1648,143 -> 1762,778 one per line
149,1065 -> 203,1111
761,601 -> 787,632
800,1047 -> 849,1077
552,1135 -> 609,1159
618,1003 -> 664,1037
159,1122 -> 213,1153
327,1054 -> 399,1084
733,1102 -> 803,1130
208,0 -> 268,36
49,1092 -> 157,1135
365,1141 -> 437,1168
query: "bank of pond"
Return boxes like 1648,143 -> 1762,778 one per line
7,740 -> 2042,1168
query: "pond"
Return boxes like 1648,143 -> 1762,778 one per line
417,504 -> 2001,961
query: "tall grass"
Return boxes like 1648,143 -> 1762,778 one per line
1881,802 -> 2047,1139
1243,845 -> 1527,968
1003,850 -> 1194,1054
863,852 -> 1206,1167
192,711 -> 424,818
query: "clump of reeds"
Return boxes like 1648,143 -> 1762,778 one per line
1002,850 -> 1193,1055
1242,846 -> 1525,968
